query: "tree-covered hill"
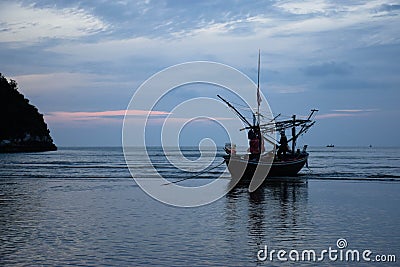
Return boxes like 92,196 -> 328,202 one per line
0,73 -> 57,152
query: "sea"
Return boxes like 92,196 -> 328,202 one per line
0,146 -> 399,266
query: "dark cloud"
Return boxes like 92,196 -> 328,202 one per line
302,61 -> 353,76
379,4 -> 400,12
319,78 -> 382,91
0,42 -> 68,75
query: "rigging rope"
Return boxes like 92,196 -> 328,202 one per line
162,160 -> 226,185
227,100 -> 252,109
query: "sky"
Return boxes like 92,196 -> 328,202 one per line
1,0 -> 399,147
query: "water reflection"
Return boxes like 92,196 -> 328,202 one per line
225,181 -> 309,259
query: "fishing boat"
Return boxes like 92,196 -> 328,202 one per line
218,52 -> 317,190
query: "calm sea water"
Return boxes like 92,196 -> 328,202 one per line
1,147 -> 399,266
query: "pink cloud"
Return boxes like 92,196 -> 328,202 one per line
316,108 -> 378,119
45,109 -> 170,124
44,109 -> 235,127
332,109 -> 379,113
145,116 -> 234,125
315,113 -> 355,119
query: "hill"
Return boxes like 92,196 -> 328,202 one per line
0,73 -> 57,153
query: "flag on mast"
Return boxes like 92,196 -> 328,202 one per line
257,85 -> 262,106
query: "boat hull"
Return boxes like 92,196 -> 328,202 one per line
223,153 -> 308,184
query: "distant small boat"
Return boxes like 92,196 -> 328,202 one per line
326,144 -> 335,148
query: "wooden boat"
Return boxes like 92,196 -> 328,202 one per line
223,148 -> 309,181
220,111 -> 316,186
218,51 -> 317,190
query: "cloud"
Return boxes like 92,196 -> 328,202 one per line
51,109 -> 170,118
332,109 -> 379,113
316,113 -> 358,119
0,2 -> 108,43
271,1 -> 400,47
41,0 -> 400,72
378,3 -> 400,13
45,109 -> 234,129
267,84 -> 308,94
302,61 -> 353,76
316,108 -> 379,119
274,0 -> 334,15
45,109 -> 171,124
145,116 -> 234,126
12,72 -> 105,92
275,0 -> 400,18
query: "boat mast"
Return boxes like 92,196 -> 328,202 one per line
257,49 -> 261,126
292,115 -> 296,154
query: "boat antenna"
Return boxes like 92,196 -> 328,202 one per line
257,49 -> 261,126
